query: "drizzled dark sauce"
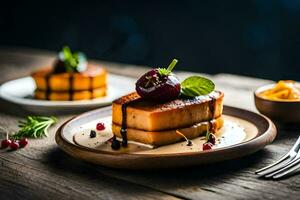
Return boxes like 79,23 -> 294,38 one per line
209,95 -> 216,118
69,73 -> 74,100
111,97 -> 140,150
208,94 -> 217,132
44,58 -> 84,100
89,77 -> 94,99
45,73 -> 51,100
120,103 -> 128,147
44,72 -> 75,100
111,103 -> 129,149
44,59 -> 63,100
44,71 -> 94,100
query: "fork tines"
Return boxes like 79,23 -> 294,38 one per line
255,136 -> 300,179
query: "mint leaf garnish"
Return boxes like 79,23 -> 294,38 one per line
60,46 -> 87,73
181,76 -> 215,97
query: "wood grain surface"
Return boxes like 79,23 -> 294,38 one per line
0,47 -> 299,200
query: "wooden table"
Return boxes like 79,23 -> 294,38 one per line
0,48 -> 299,200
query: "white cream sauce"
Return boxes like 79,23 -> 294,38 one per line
73,115 -> 258,154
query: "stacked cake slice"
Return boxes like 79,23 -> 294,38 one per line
32,64 -> 107,101
112,91 -> 224,146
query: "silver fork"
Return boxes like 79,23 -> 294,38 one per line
255,136 -> 300,179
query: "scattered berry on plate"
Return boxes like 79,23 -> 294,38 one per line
90,130 -> 97,138
203,142 -> 213,151
96,122 -> 105,131
111,138 -> 121,150
207,133 -> 216,145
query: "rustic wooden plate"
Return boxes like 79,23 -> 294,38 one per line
56,106 -> 276,169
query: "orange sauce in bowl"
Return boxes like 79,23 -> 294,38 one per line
258,80 -> 300,101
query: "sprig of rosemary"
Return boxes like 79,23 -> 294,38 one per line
11,116 -> 57,140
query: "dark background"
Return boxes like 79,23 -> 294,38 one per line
1,0 -> 300,81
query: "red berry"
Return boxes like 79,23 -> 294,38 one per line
1,139 -> 11,148
203,142 -> 213,151
96,122 -> 105,131
10,141 -> 19,150
19,138 -> 28,148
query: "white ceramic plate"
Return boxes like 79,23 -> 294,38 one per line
0,74 -> 135,114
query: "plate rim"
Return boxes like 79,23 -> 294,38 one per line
56,105 -> 277,158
